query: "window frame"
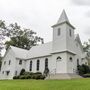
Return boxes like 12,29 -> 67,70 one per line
69,57 -> 73,62
57,28 -> 61,36
4,61 -> 6,65
9,60 -> 11,65
19,60 -> 22,65
30,61 -> 32,71
69,29 -> 72,37
37,60 -> 40,71
45,58 -> 48,69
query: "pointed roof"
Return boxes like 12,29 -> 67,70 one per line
57,10 -> 70,24
52,10 -> 75,29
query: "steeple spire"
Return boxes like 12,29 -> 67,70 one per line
52,9 -> 75,29
57,10 -> 69,24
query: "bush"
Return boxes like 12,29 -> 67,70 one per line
77,64 -> 90,75
40,75 -> 46,80
13,76 -> 20,79
44,67 -> 49,76
20,69 -> 25,75
19,75 -> 26,79
34,72 -> 42,75
13,71 -> 45,80
83,73 -> 90,78
25,75 -> 31,79
35,74 -> 41,80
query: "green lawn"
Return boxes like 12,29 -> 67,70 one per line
0,79 -> 90,90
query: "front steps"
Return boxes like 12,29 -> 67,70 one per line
46,73 -> 82,80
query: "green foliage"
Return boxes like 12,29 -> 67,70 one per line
5,23 -> 44,50
19,75 -> 26,79
44,67 -> 49,76
83,73 -> 90,78
0,21 -> 44,56
20,69 -> 25,75
13,71 -> 45,80
83,39 -> 90,52
13,76 -> 20,79
78,64 -> 90,75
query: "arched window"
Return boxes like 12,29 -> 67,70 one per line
45,58 -> 48,69
57,28 -> 61,36
9,60 -> 11,65
30,61 -> 32,71
19,60 -> 22,65
37,60 -> 40,71
57,56 -> 62,60
4,61 -> 6,65
77,59 -> 79,66
69,57 -> 73,62
69,29 -> 72,37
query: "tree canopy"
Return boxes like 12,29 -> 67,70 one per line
0,20 -> 44,55
5,23 -> 44,50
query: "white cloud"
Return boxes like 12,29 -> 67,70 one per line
0,0 -> 89,43
71,0 -> 90,6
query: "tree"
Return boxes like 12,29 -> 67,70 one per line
5,23 -> 44,50
83,39 -> 90,52
83,40 -> 90,65
0,20 -> 7,55
20,69 -> 25,75
44,67 -> 49,76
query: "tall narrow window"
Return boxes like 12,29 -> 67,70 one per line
69,57 -> 73,62
69,29 -> 72,37
19,60 -> 22,65
30,61 -> 32,71
37,60 -> 40,71
77,59 -> 79,66
45,58 -> 48,69
9,60 -> 11,65
58,28 -> 61,36
4,61 -> 6,65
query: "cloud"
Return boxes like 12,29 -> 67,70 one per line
84,27 -> 90,36
71,0 -> 90,6
85,11 -> 90,17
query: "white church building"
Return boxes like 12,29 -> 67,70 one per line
0,10 -> 88,79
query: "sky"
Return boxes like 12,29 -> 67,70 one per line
0,0 -> 90,43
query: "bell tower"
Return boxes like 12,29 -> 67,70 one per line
52,10 -> 75,53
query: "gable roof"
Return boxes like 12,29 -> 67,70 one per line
75,34 -> 84,52
27,42 -> 52,59
10,46 -> 28,59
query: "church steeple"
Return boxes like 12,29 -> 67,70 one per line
57,10 -> 70,24
52,10 -> 75,29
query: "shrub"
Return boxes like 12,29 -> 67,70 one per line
44,67 -> 49,76
78,64 -> 90,75
20,69 -> 25,75
13,76 -> 20,79
83,73 -> 90,78
25,75 -> 31,79
35,74 -> 41,80
34,72 -> 42,75
19,75 -> 26,79
40,75 -> 46,80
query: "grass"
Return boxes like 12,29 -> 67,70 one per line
0,79 -> 90,90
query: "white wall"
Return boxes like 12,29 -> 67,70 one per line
15,59 -> 26,75
0,49 -> 16,79
25,56 -> 52,74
